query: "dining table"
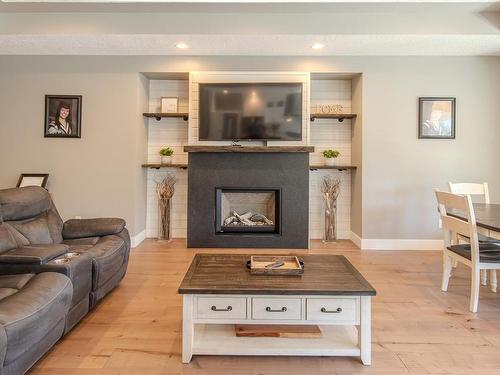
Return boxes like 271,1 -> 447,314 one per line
449,203 -> 500,240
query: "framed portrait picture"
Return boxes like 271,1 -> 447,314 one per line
161,97 -> 179,113
418,97 -> 456,139
44,95 -> 82,138
16,174 -> 49,189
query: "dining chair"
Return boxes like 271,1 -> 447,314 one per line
448,182 -> 490,204
435,190 -> 500,312
448,182 -> 496,286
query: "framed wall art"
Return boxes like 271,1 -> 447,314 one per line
44,95 -> 82,138
16,173 -> 49,188
418,97 -> 455,139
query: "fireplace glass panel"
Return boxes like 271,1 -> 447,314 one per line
216,188 -> 280,234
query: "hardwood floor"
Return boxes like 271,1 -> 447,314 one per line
30,239 -> 500,374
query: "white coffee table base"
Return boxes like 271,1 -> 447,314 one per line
182,294 -> 371,365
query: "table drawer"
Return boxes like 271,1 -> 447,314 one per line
306,297 -> 359,324
196,296 -> 247,320
251,297 -> 301,320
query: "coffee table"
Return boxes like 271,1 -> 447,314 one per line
178,254 -> 376,365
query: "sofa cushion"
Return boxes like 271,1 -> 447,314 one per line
0,224 -> 17,254
85,235 -> 126,290
62,237 -> 100,247
0,244 -> 69,264
0,272 -> 72,366
0,187 -> 51,222
63,218 -> 126,240
0,274 -> 34,301
9,216 -> 53,245
0,187 -> 64,245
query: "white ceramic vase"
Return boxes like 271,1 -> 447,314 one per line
161,155 -> 172,165
324,157 -> 336,166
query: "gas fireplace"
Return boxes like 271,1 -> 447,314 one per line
215,188 -> 281,234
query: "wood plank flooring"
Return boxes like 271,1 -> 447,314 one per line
29,239 -> 500,374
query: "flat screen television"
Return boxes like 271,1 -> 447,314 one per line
198,82 -> 303,141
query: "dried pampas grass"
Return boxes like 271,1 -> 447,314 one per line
156,173 -> 178,240
321,176 -> 340,242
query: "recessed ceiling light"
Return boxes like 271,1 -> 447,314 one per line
312,43 -> 324,50
176,42 -> 189,49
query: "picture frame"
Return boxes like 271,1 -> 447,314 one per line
44,95 -> 82,138
161,97 -> 179,113
16,173 -> 49,189
418,97 -> 456,139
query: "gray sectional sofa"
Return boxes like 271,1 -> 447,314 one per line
0,186 -> 130,375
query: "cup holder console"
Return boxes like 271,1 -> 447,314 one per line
52,252 -> 81,265
53,258 -> 70,265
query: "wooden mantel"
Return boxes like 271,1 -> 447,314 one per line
183,146 -> 315,153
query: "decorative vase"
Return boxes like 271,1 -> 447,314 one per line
158,198 -> 171,241
161,155 -> 172,165
323,199 -> 337,242
325,158 -> 336,166
321,176 -> 340,243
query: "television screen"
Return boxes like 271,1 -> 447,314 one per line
199,83 -> 303,141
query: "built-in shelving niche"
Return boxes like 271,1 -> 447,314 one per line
141,71 -> 362,241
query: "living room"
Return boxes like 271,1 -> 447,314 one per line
0,1 -> 500,374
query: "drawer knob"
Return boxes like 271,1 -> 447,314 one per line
211,305 -> 232,312
266,306 -> 287,312
321,307 -> 342,313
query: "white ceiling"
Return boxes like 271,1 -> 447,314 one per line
1,34 -> 499,55
0,1 -> 499,56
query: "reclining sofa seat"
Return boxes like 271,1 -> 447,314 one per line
0,272 -> 72,375
0,186 -> 130,331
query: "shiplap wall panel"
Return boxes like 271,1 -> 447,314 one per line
309,79 -> 352,239
145,76 -> 352,240
146,80 -> 189,238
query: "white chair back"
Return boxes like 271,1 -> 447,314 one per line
435,190 -> 480,263
449,182 -> 490,204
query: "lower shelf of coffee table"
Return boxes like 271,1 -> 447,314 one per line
192,324 -> 360,357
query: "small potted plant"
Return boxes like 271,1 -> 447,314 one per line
322,149 -> 340,166
159,147 -> 174,165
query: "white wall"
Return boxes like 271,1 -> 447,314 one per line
1,56 -> 499,244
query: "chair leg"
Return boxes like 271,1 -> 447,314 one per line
470,267 -> 480,313
481,269 -> 488,286
452,259 -> 458,269
490,270 -> 497,293
441,254 -> 452,292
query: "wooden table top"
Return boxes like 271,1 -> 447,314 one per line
449,203 -> 500,233
178,254 -> 376,296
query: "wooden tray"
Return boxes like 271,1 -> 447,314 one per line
248,255 -> 304,276
235,324 -> 321,338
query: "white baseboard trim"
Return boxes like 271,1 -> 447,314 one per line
350,231 -> 362,249
360,238 -> 443,251
349,231 -> 443,250
131,229 -> 147,248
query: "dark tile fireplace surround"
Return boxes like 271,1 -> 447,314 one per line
186,146 -> 313,248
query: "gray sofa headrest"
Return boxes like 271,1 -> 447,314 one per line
0,187 -> 52,221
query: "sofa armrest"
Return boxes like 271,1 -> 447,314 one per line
0,324 -> 6,374
0,244 -> 68,265
62,218 -> 126,240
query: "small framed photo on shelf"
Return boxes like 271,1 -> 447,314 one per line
16,174 -> 49,189
418,97 -> 456,139
161,97 -> 179,113
44,95 -> 82,138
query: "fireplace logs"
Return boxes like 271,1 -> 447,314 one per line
224,211 -> 274,226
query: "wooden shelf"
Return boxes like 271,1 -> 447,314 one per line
142,163 -> 187,169
143,113 -> 189,121
142,163 -> 354,171
310,114 -> 357,122
310,165 -> 357,171
184,146 -> 314,153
